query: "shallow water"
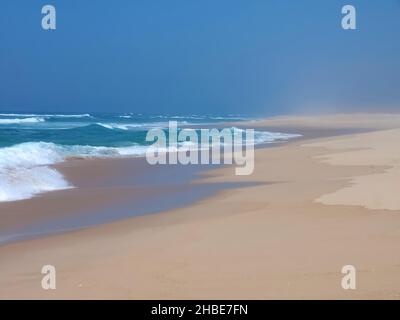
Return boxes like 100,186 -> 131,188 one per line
0,160 -> 262,245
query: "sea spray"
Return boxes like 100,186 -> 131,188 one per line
0,113 -> 301,201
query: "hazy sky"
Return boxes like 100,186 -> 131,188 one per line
1,0 -> 399,116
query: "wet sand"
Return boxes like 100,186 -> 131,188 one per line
0,157 -> 254,244
1,114 -> 400,299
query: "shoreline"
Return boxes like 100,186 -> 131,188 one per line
1,114 -> 400,299
0,120 -> 309,245
0,123 -> 352,245
0,157 -> 252,245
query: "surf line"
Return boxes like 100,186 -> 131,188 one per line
145,121 -> 255,175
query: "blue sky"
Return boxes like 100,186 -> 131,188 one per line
0,0 -> 399,115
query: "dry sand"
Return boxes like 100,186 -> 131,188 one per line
1,113 -> 400,299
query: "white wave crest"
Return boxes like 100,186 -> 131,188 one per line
96,122 -> 188,130
0,142 -> 148,202
250,129 -> 302,144
96,123 -> 143,130
206,127 -> 301,145
0,128 -> 300,202
0,113 -> 92,118
118,115 -> 133,119
0,142 -> 69,202
0,117 -> 45,124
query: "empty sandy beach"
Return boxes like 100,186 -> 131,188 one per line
1,114 -> 400,299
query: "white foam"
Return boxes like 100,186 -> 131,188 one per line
0,129 -> 301,202
0,142 -> 149,202
251,130 -> 302,144
96,122 -> 188,130
0,142 -> 69,202
118,115 -> 133,119
50,114 -> 92,118
219,127 -> 302,145
0,117 -> 45,124
96,123 -> 142,130
0,113 -> 92,118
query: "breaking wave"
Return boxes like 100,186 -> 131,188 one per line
0,126 -> 301,202
0,117 -> 46,124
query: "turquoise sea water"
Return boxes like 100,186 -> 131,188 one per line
0,112 -> 300,202
0,113 -> 254,148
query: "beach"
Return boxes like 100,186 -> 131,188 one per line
1,113 -> 400,299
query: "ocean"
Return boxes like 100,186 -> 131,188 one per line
0,112 -> 300,202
